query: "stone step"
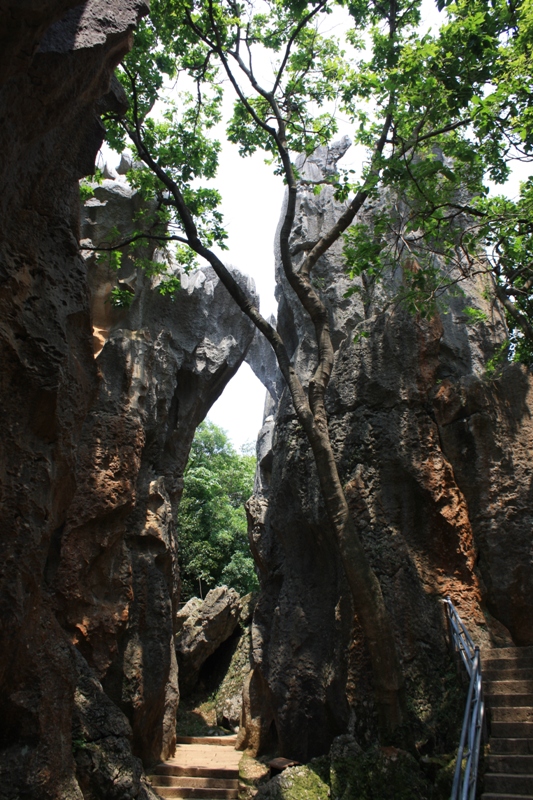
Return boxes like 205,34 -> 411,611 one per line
492,708 -> 533,724
150,788 -> 238,799
484,658 -> 533,671
486,681 -> 533,695
175,737 -> 237,747
491,722 -> 533,738
153,765 -> 239,780
482,794 -> 533,799
488,695 -> 533,708
150,776 -> 239,789
488,755 -> 533,774
486,669 -> 533,682
482,648 -> 533,661
491,740 -> 533,756
484,774 -> 533,795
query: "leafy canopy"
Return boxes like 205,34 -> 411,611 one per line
99,0 -> 533,361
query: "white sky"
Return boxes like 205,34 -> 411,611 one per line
101,1 -> 533,452
201,140 -> 282,450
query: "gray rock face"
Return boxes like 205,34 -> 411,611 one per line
245,315 -> 281,405
244,140 -> 533,760
0,3 -> 147,798
0,0 -> 84,80
38,0 -> 149,52
0,4 -> 256,796
176,587 -> 243,692
52,175 -> 257,765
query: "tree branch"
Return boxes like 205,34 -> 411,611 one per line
272,0 -> 329,95
82,232 -> 189,251
493,280 -> 533,340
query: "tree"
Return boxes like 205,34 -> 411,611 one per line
98,0 -> 533,735
178,421 -> 258,600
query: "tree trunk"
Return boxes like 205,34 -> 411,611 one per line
306,421 -> 406,734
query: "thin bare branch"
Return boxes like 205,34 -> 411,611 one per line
272,0 -> 329,95
82,233 -> 189,251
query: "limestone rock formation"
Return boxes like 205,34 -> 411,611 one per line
176,587 -> 243,692
0,4 -> 257,796
243,140 -> 533,761
0,3 -> 148,798
53,174 -> 257,767
214,593 -> 256,731
72,650 -> 160,800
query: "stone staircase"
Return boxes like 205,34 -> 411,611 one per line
481,646 -> 533,800
149,736 -> 240,800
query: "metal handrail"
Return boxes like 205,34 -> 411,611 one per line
444,597 -> 485,800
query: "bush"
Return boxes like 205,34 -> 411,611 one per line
178,421 -> 259,600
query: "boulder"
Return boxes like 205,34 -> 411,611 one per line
254,765 -> 330,800
176,587 -> 243,692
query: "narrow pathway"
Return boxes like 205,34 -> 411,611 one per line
149,736 -> 240,799
482,646 -> 533,800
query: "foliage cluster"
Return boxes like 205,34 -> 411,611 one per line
178,422 -> 258,600
95,0 -> 533,363
329,745 -> 434,800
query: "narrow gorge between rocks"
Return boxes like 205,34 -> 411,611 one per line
1,3 -> 533,800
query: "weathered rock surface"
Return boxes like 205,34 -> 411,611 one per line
214,593 -> 256,730
0,0 -> 86,81
0,4 -> 258,797
0,3 -> 147,797
53,175 -> 257,766
433,367 -> 533,645
176,587 -> 243,692
243,140 -> 533,761
72,650 -> 160,800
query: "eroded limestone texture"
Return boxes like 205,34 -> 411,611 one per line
0,3 -> 149,797
175,587 -> 242,693
53,175 -> 257,767
0,4 -> 257,796
243,140 -> 533,761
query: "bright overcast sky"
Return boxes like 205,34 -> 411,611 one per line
203,140 -> 283,450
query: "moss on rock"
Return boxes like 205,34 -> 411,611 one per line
330,742 -> 432,800
255,765 -> 330,800
215,624 -> 253,729
239,754 -> 271,800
